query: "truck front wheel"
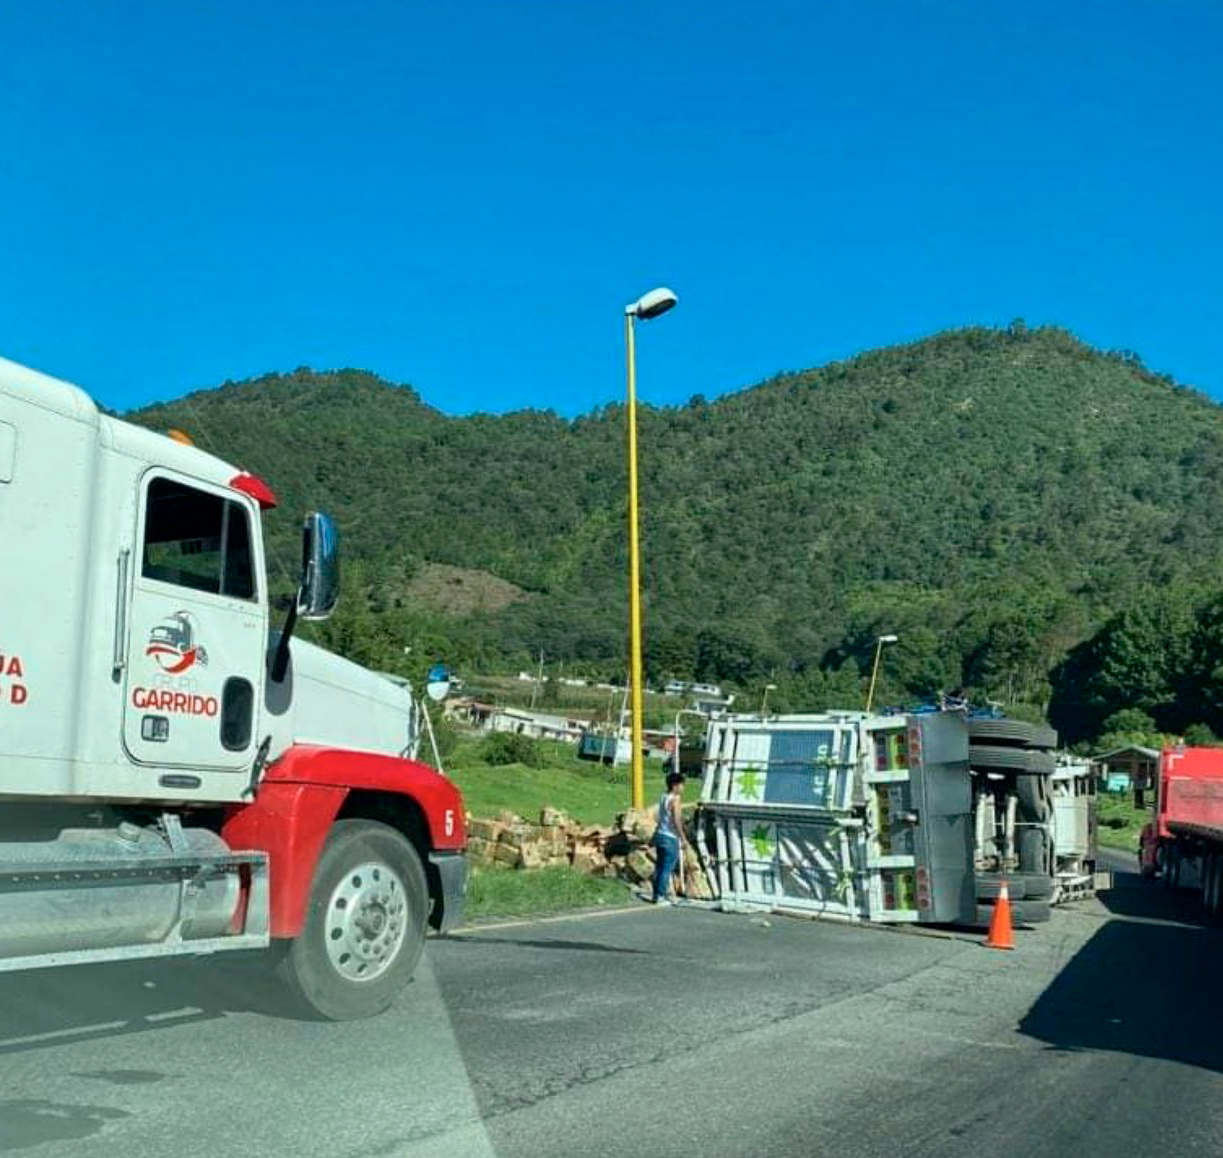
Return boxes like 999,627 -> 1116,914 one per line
278,819 -> 429,1020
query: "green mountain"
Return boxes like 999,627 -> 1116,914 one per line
129,324 -> 1223,740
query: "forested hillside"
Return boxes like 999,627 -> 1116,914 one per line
129,324 -> 1223,743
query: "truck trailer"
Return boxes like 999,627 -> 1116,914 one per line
0,356 -> 467,1019
1139,745 -> 1223,922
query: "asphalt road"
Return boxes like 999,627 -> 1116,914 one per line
1,854 -> 1220,1157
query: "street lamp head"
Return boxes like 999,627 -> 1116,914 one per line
878,634 -> 899,644
626,287 -> 678,320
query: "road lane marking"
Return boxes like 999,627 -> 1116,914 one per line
445,903 -> 666,937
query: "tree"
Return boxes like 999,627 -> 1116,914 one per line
125,326 -> 1223,724
1183,722 -> 1222,747
878,627 -> 958,704
1051,591 -> 1197,743
1101,708 -> 1158,736
1093,708 -> 1165,755
1183,594 -> 1223,733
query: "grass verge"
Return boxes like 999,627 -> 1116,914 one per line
464,864 -> 632,921
440,732 -> 683,923
445,735 -> 672,825
1096,793 -> 1153,851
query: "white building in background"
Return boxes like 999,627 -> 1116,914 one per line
446,700 -> 586,745
663,679 -> 725,699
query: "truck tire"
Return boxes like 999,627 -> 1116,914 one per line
970,746 -> 1057,774
1012,899 -> 1052,924
976,873 -> 1055,901
1139,847 -> 1157,879
977,875 -> 1023,899
1162,843 -> 1181,891
967,720 -> 1058,750
1212,854 -> 1223,923
1018,827 -> 1052,875
1015,774 -> 1052,822
277,819 -> 429,1021
1206,852 -> 1222,924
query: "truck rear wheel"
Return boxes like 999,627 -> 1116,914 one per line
1205,851 -> 1222,924
1161,843 -> 1181,891
277,819 -> 428,1020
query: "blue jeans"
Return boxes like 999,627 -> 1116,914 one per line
652,834 -> 679,902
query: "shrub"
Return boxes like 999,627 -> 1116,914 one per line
421,703 -> 459,762
480,731 -> 546,768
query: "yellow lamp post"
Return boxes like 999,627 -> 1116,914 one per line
865,633 -> 898,713
624,286 -> 678,809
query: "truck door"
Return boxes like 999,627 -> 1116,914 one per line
122,472 -> 266,772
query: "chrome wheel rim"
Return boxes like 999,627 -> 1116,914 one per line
324,860 -> 409,982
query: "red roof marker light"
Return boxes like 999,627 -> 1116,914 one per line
230,472 -> 278,510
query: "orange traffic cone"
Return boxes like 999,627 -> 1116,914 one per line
984,879 -> 1016,950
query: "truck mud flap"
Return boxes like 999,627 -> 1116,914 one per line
428,851 -> 468,933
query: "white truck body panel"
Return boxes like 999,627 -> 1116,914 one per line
284,639 -> 413,757
696,712 -> 976,925
0,355 -> 412,804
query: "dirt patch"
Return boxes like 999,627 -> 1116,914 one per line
405,563 -> 528,616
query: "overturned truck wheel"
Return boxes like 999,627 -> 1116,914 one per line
277,819 -> 429,1021
966,720 -> 1058,750
977,872 -> 1055,901
1015,774 -> 1053,822
969,745 -> 1057,775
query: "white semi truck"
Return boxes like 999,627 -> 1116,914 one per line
0,356 -> 467,1019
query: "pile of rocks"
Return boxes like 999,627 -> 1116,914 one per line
465,805 -> 713,899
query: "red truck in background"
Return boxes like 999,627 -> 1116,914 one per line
1139,746 -> 1223,921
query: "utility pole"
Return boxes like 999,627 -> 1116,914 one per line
530,647 -> 544,710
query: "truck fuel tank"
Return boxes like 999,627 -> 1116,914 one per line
0,822 -> 242,962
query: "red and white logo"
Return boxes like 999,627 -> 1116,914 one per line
145,612 -> 209,675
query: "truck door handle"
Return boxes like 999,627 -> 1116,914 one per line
112,549 -> 131,675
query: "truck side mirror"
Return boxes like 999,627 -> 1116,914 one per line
270,512 -> 341,683
297,512 -> 340,621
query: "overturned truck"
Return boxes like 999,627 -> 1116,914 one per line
693,711 -> 1095,927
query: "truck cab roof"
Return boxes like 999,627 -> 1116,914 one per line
0,354 -> 244,491
0,355 -> 98,425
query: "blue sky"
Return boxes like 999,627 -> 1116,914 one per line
2,1 -> 1220,416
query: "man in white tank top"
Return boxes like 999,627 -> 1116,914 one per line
651,772 -> 686,904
